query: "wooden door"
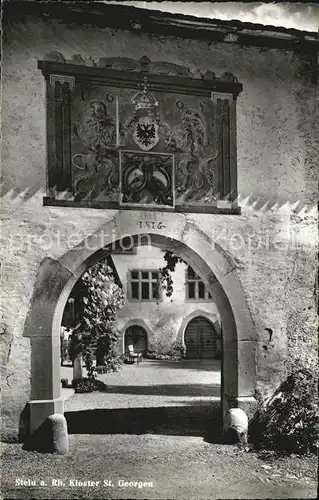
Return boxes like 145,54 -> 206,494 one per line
184,316 -> 217,359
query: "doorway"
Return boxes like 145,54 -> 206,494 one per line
124,325 -> 148,356
184,316 -> 217,359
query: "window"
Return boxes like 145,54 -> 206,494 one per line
185,266 -> 212,300
129,270 -> 161,301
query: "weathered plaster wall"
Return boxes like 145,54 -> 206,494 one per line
1,15 -> 317,439
112,246 -> 220,353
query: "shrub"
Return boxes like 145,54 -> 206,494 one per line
94,355 -> 124,374
249,368 -> 319,454
73,377 -> 107,393
146,345 -> 185,361
149,353 -> 171,360
170,341 -> 186,360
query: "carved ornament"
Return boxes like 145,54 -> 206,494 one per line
49,74 -> 75,89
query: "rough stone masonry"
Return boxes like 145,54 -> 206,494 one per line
1,2 -> 318,441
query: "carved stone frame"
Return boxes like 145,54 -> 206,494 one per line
119,150 -> 175,210
38,56 -> 243,214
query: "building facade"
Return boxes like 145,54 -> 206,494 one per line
112,246 -> 221,357
1,2 -> 318,442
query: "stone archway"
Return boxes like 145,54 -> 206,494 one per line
23,211 -> 257,437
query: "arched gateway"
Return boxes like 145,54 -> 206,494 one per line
23,211 -> 257,438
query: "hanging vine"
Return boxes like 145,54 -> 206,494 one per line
159,250 -> 187,297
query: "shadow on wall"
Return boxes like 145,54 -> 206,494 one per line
65,402 -> 223,441
101,384 -> 220,397
0,182 -> 44,201
0,182 -> 312,215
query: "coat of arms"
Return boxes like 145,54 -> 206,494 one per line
133,116 -> 159,151
131,78 -> 160,151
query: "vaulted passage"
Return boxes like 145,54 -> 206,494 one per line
184,316 -> 218,359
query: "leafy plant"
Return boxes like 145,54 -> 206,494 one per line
170,341 -> 186,360
146,342 -> 186,361
159,251 -> 185,297
75,261 -> 124,378
249,368 -> 319,454
146,351 -> 172,361
95,354 -> 125,374
73,377 -> 107,393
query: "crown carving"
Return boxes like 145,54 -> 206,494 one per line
132,78 -> 158,111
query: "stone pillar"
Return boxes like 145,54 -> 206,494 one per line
29,399 -> 65,436
29,335 -> 65,435
209,280 -> 238,419
211,270 -> 258,419
221,336 -> 238,417
23,258 -> 74,439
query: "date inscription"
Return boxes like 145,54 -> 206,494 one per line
139,220 -> 166,230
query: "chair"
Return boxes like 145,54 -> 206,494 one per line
128,345 -> 142,364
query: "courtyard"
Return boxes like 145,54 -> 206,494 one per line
1,360 -> 317,499
63,359 -> 221,437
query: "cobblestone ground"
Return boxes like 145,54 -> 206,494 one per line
2,360 -> 317,499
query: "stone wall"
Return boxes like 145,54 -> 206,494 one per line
1,14 -> 317,439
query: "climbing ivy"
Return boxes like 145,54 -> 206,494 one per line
159,251 -> 186,297
75,261 -> 124,378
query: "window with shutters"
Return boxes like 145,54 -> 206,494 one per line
39,53 -> 242,213
128,270 -> 162,301
185,266 -> 212,301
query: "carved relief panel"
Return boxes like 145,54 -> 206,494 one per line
39,54 -> 242,213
